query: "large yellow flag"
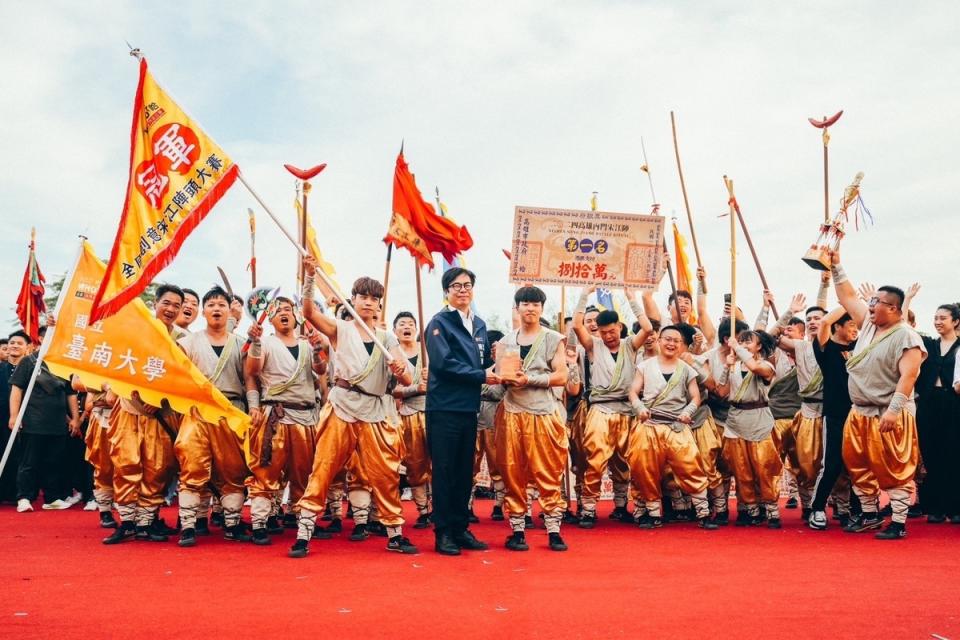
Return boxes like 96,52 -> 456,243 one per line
90,57 -> 239,322
47,241 -> 250,436
295,198 -> 341,301
672,221 -> 698,324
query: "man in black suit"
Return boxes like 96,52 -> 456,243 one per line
425,267 -> 499,555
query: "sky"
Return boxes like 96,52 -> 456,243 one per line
1,1 -> 958,335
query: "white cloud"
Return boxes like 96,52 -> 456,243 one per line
1,1 -> 958,335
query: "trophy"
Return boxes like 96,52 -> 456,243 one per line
802,172 -> 865,270
496,345 -> 522,382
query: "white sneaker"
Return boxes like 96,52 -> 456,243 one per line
808,510 -> 828,530
83,500 -> 98,511
41,499 -> 72,510
17,499 -> 33,513
66,492 -> 82,506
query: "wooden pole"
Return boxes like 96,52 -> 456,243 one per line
670,111 -> 707,293
247,208 -> 257,288
662,237 -> 682,324
724,176 -> 737,342
237,173 -> 394,360
382,243 -> 393,324
724,177 -> 779,318
414,258 -> 427,364
559,286 -> 567,334
823,126 -> 830,223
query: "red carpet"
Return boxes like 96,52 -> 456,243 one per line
2,500 -> 959,639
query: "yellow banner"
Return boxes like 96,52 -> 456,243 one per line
47,241 -> 250,436
295,198 -> 341,301
508,206 -> 664,289
672,221 -> 698,324
91,57 -> 239,322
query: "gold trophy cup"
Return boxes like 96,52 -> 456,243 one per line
802,172 -> 864,271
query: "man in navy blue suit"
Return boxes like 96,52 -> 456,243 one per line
425,267 -> 499,556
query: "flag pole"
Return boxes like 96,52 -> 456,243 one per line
247,208 -> 257,288
725,180 -> 779,318
724,177 -> 737,343
382,243 -> 393,325
0,238 -> 83,478
237,173 -> 395,360
670,111 -> 707,293
414,258 -> 427,364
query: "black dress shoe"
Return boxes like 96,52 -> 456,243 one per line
195,517 -> 211,536
103,522 -> 136,545
435,533 -> 462,556
713,511 -> 730,526
875,522 -> 906,540
578,513 -> 596,529
265,516 -> 284,535
349,524 -> 368,541
505,531 -> 529,551
561,510 -> 579,525
785,497 -> 798,509
413,513 -> 432,529
698,517 -> 719,530
491,505 -> 505,521
734,510 -> 751,527
453,530 -> 489,550
609,505 -> 630,521
178,528 -> 197,547
99,511 -> 118,529
636,514 -> 662,529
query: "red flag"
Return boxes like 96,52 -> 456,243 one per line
384,151 -> 472,268
16,230 -> 46,343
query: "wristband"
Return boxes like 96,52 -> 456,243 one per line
631,399 -> 648,418
696,278 -> 705,296
886,392 -> 908,415
301,275 -> 315,303
830,264 -> 848,285
526,373 -> 551,388
246,390 -> 261,410
567,363 -> 581,385
679,400 -> 698,419
756,306 -> 770,327
734,346 -> 753,363
575,290 -> 591,314
249,341 -> 263,359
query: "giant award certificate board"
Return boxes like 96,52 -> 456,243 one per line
509,206 -> 664,289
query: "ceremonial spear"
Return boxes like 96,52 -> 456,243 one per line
809,111 -> 843,223
723,178 -> 778,319
723,177 -> 738,341
639,138 -> 682,323
670,111 -> 707,293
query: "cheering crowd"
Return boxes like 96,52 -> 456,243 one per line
3,245 -> 957,558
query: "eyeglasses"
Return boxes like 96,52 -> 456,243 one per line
868,297 -> 898,309
448,282 -> 474,292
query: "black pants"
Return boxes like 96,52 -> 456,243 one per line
811,413 -> 849,512
63,430 -> 93,500
426,410 -> 477,536
0,429 -> 23,503
918,388 -> 960,516
17,433 -> 69,503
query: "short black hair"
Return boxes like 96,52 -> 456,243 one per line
8,330 -> 31,344
0,338 -> 7,346
393,311 -> 416,327
514,286 -> 546,306
352,277 -> 385,299
787,317 -> 805,329
805,306 -> 826,317
232,294 -> 244,306
650,318 -> 662,333
274,296 -> 296,309
202,286 -> 230,306
584,305 -> 599,315
718,319 -> 750,342
596,310 -> 619,327
661,323 -> 696,347
182,288 -> 200,303
155,283 -> 185,304
668,290 -> 693,305
878,286 -> 905,309
937,303 -> 960,324
441,267 -> 475,291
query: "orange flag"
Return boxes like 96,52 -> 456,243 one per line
672,221 -> 698,324
90,57 -> 239,322
47,241 -> 250,436
384,150 -> 472,268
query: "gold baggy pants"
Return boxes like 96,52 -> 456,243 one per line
579,407 -> 632,513
297,404 -> 405,527
842,409 -> 918,521
722,434 -> 783,517
400,412 -> 431,487
629,422 -> 710,518
85,408 -> 115,513
495,407 -> 568,532
245,416 -> 317,528
109,408 -> 178,524
789,414 -> 824,506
